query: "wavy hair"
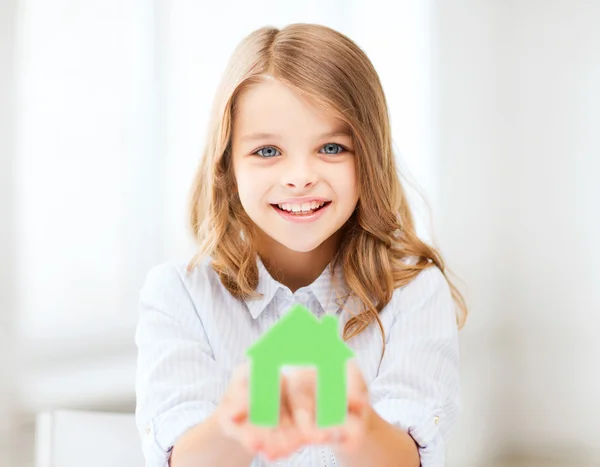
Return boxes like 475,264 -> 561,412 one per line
186,23 -> 468,366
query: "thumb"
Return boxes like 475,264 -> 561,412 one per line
220,361 -> 251,423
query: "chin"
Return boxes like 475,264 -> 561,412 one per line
281,241 -> 325,253
271,234 -> 327,253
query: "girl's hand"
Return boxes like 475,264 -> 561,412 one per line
286,358 -> 372,454
215,361 -> 305,461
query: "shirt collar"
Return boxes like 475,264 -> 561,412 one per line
242,255 -> 277,320
310,258 -> 352,317
244,254 -> 352,320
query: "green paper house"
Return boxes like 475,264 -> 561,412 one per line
246,304 -> 355,428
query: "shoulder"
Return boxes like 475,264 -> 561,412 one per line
389,259 -> 454,318
399,260 -> 450,296
143,254 -> 218,286
139,255 -> 221,313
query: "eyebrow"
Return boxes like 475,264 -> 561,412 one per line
240,129 -> 352,143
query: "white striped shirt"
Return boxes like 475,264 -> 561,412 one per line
134,254 -> 461,467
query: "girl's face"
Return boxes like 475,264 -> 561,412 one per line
231,78 -> 359,253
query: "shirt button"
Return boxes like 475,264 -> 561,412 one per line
434,415 -> 440,425
145,424 -> 152,435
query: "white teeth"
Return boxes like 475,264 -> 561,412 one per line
277,201 -> 327,212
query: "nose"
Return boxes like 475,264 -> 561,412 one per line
281,156 -> 317,190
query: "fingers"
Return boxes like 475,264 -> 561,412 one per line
304,359 -> 369,452
220,360 -> 371,460
285,363 -> 369,446
258,374 -> 303,459
280,375 -> 304,446
224,420 -> 273,456
245,374 -> 305,461
216,362 -> 252,444
336,402 -> 370,453
285,367 -> 330,444
286,369 -> 315,424
344,359 -> 370,422
260,422 -> 302,461
346,359 -> 369,398
218,366 -> 250,427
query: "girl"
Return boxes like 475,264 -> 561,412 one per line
135,23 -> 468,467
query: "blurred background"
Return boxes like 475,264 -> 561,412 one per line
1,0 -> 599,466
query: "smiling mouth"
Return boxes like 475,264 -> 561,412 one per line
271,201 -> 332,215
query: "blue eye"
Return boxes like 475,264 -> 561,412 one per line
253,143 -> 347,158
255,146 -> 280,158
320,143 -> 346,155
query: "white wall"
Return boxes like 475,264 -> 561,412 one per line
434,0 -> 600,465
498,0 -> 600,460
0,2 -> 19,466
13,0 -> 162,412
432,1 -> 507,463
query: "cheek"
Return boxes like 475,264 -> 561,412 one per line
233,162 -> 253,191
332,163 -> 359,202
234,165 -> 269,208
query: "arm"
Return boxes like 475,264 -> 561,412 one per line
135,263 -> 254,467
169,410 -> 254,467
335,265 -> 462,467
333,406 -> 420,467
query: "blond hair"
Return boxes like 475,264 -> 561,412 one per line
187,23 -> 468,365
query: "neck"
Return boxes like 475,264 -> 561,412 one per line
256,230 -> 343,293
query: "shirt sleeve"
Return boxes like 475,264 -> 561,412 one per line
369,265 -> 462,467
134,263 -> 229,467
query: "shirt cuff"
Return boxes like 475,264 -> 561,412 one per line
142,400 -> 217,467
372,399 -> 445,467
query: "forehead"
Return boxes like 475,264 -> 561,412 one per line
232,78 -> 349,138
